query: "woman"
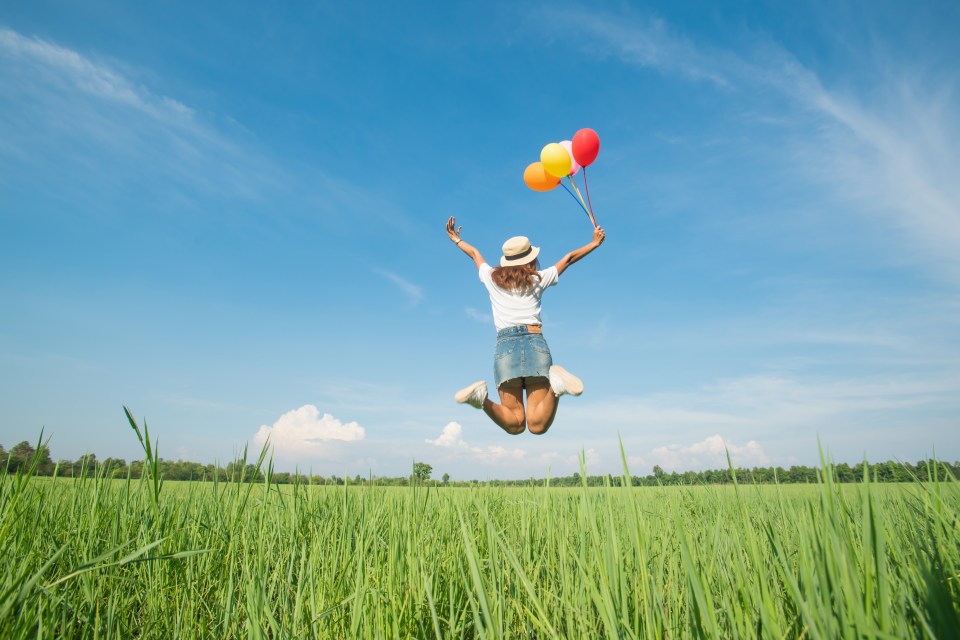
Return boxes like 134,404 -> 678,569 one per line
447,216 -> 605,435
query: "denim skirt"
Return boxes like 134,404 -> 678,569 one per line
493,325 -> 553,388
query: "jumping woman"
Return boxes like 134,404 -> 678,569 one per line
446,216 -> 606,435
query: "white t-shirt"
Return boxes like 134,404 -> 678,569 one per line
478,262 -> 559,331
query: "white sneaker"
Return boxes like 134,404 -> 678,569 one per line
549,366 -> 583,397
455,380 -> 488,409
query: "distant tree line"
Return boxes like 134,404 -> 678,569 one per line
489,459 -> 960,487
2,440 -> 957,486
0,442 -> 440,486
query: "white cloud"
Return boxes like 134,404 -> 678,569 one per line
627,455 -> 646,468
474,445 -> 526,463
650,435 -> 770,472
374,269 -> 424,306
253,405 -> 364,460
426,422 -> 530,463
426,421 -> 467,447
539,451 -> 562,464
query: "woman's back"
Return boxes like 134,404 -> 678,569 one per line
478,262 -> 559,331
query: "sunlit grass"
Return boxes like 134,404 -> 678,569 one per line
1,414 -> 958,638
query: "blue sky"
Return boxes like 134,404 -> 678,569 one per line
2,1 -> 958,479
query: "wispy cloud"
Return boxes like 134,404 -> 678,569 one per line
560,370 -> 960,465
531,10 -> 730,86
162,392 -> 247,412
569,371 -> 960,431
792,80 -> 960,282
0,27 -> 269,200
534,10 -> 960,283
374,269 -> 424,306
465,307 -> 492,323
0,27 -> 414,230
0,27 -> 193,121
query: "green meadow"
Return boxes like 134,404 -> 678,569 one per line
1,420 -> 958,638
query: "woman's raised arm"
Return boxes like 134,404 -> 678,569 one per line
447,216 -> 486,269
555,226 -> 605,277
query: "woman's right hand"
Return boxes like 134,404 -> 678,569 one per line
446,216 -> 462,243
593,226 -> 606,246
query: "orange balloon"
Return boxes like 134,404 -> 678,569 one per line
523,162 -> 561,192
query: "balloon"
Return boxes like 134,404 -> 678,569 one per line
571,128 -> 600,167
560,140 -> 580,176
540,142 -> 572,178
523,162 -> 561,192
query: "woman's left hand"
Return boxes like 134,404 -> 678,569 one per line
593,226 -> 606,246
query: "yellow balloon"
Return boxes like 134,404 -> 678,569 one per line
540,142 -> 573,178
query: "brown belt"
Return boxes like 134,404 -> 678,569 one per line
526,324 -> 542,334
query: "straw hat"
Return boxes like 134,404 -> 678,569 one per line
500,236 -> 540,267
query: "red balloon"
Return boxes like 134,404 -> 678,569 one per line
571,128 -> 600,167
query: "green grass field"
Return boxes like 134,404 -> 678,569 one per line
2,429 -> 959,639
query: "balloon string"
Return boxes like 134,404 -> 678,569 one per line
568,176 -> 597,228
582,167 -> 597,227
567,177 -> 589,210
559,181 -> 593,222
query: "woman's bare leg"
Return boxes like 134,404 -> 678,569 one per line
483,381 -> 526,435
525,378 -> 558,435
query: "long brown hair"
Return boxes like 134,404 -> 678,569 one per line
491,260 -> 541,293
